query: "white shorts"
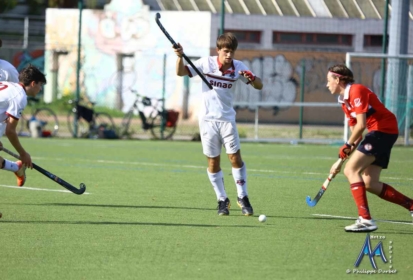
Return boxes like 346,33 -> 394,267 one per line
199,119 -> 240,158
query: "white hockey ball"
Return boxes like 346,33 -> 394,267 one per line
258,214 -> 266,222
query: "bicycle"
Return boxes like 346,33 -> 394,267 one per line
18,97 -> 59,137
67,99 -> 116,138
119,91 -> 179,140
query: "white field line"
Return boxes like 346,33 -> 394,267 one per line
0,184 -> 90,194
8,157 -> 413,182
312,214 -> 412,226
94,159 -> 413,181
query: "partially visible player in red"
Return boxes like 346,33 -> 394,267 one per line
327,64 -> 413,232
0,65 -> 47,187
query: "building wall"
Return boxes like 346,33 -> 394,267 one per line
39,4 -> 413,124
208,14 -> 413,124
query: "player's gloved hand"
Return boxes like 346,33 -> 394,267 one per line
239,71 -> 255,82
338,142 -> 352,159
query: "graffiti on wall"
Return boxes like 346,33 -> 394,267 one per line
232,53 -> 382,123
13,49 -> 44,72
45,0 -> 210,113
43,0 -> 384,124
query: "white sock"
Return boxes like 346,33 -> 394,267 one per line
232,163 -> 248,198
207,169 -> 227,201
2,160 -> 19,172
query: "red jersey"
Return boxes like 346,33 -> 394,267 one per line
338,84 -> 398,134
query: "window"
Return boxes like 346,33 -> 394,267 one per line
364,35 -> 388,47
224,30 -> 261,43
273,32 -> 352,46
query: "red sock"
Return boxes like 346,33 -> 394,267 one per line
350,182 -> 371,219
379,183 -> 413,211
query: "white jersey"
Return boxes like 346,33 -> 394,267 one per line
186,56 -> 253,122
0,59 -> 19,83
0,81 -> 27,123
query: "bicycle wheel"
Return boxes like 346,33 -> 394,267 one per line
94,112 -> 116,131
119,110 -> 133,138
150,110 -> 177,140
67,109 -> 90,138
34,108 -> 59,137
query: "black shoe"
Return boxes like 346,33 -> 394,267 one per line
237,196 -> 253,216
217,198 -> 231,216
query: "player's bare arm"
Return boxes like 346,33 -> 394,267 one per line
4,117 -> 32,168
250,76 -> 263,90
330,159 -> 344,177
174,43 -> 189,77
348,113 -> 366,145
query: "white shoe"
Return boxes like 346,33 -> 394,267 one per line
345,216 -> 378,232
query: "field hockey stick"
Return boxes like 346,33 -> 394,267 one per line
155,13 -> 213,90
306,135 -> 363,207
0,147 -> 86,195
306,158 -> 345,207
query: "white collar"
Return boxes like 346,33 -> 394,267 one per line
337,84 -> 352,103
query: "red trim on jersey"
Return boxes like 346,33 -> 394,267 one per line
6,112 -> 18,120
205,73 -> 236,82
18,82 -> 26,93
341,84 -> 398,134
216,57 -> 235,75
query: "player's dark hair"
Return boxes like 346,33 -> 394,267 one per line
19,64 -> 47,86
216,32 -> 238,51
328,64 -> 355,84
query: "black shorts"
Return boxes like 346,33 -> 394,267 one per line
357,131 -> 398,169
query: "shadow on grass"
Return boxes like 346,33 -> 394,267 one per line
308,216 -> 413,226
0,220 -> 259,228
3,202 -> 214,211
265,215 -> 413,227
371,230 -> 413,236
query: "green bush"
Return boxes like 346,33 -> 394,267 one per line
238,127 -> 247,138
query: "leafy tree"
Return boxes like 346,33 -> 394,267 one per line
48,0 -> 78,8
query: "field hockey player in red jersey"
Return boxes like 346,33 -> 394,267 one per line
326,64 -> 413,232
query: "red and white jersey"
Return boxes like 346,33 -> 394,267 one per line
0,60 -> 19,83
185,56 -> 253,122
338,84 -> 398,134
0,81 -> 27,123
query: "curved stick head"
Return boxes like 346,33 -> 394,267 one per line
76,183 -> 86,195
306,196 -> 317,207
156,13 -> 161,20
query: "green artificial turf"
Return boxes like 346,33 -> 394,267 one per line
0,138 -> 412,279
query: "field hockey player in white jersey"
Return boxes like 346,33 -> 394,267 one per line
0,65 -> 47,187
173,33 -> 263,216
